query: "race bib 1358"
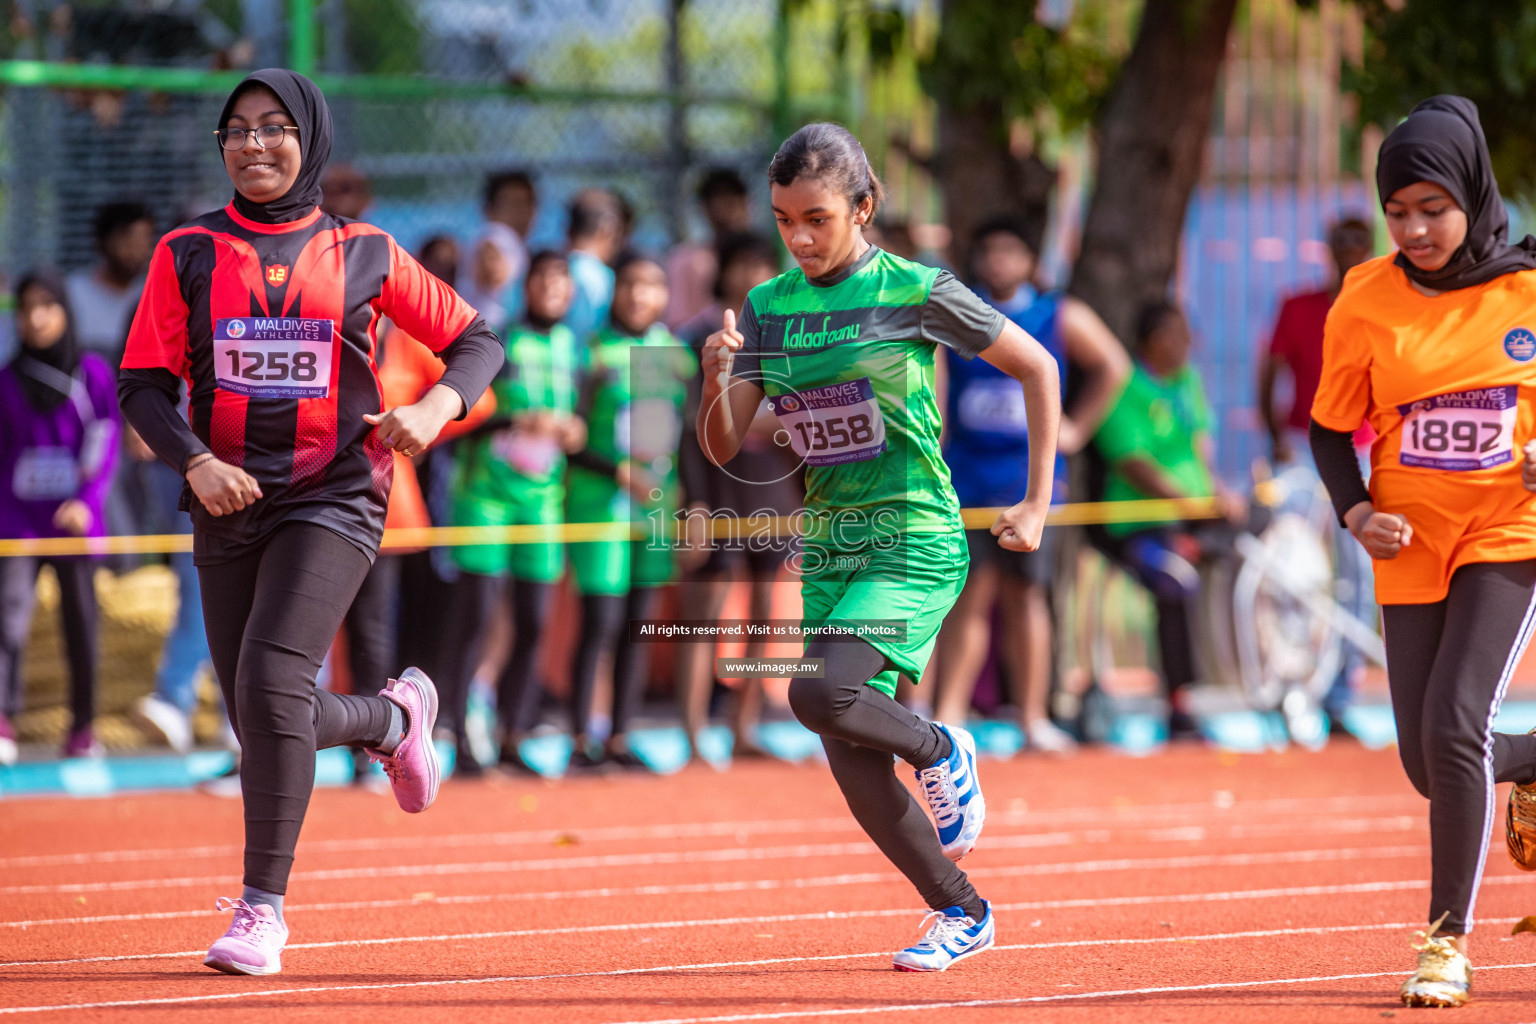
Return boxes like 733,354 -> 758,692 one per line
216,317 -> 334,399
1397,385 -> 1517,471
768,377 -> 887,467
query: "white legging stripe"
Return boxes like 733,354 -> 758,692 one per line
1466,578 -> 1536,931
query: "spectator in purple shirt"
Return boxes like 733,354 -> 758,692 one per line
0,271 -> 120,761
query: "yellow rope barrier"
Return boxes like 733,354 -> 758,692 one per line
0,497 -> 1230,558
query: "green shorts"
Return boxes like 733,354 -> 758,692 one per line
798,530 -> 968,698
569,537 -> 677,595
450,485 -> 565,582
566,472 -> 678,596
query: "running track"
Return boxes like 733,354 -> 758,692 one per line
5,744 -> 1536,1022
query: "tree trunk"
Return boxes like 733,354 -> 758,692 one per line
933,101 -> 1057,271
1068,0 -> 1239,344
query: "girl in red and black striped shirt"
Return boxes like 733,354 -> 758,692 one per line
119,69 -> 503,976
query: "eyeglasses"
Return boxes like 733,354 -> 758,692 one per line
214,124 -> 299,152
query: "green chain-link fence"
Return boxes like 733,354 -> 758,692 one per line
0,0 -> 875,283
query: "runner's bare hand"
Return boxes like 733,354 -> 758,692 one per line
993,496 -> 1050,552
187,456 -> 262,517
1522,441 -> 1536,492
701,307 -> 743,395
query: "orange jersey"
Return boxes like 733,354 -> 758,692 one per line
377,326 -> 495,549
1313,254 -> 1536,603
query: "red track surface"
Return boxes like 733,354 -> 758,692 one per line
5,745 -> 1536,1022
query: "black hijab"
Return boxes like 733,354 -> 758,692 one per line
217,68 -> 334,224
11,270 -> 81,413
1376,95 -> 1536,292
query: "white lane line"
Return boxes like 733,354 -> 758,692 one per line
0,816 -> 1419,927
4,940 -> 1533,1017
0,792 -> 1418,869
593,961 -> 1536,1024
3,841 -> 1449,939
0,829 -> 1425,902
0,888 -> 1455,970
0,874 -> 905,930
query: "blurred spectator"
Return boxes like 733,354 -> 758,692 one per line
665,168 -> 751,328
460,170 -> 536,331
933,217 -> 1128,752
675,232 -> 798,763
563,188 -> 624,343
1092,301 -> 1245,738
875,218 -> 917,262
66,201 -> 154,357
390,233 -> 466,696
440,251 -> 582,776
1257,215 -> 1377,730
614,191 -> 638,255
0,272 -> 120,760
320,163 -> 374,221
1259,218 -> 1375,466
339,297 -> 496,779
566,254 -> 691,768
127,399 -> 216,754
418,234 -> 460,288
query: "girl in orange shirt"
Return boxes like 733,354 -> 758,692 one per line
1311,95 -> 1536,1008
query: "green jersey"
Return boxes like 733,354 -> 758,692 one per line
732,246 -> 1004,547
568,323 -> 694,516
1094,361 -> 1215,537
455,322 -> 579,501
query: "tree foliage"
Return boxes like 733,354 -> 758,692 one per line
914,0 -> 1124,136
1350,0 -> 1536,198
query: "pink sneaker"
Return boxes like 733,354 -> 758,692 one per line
203,898 -> 288,975
368,667 -> 441,813
62,726 -> 103,759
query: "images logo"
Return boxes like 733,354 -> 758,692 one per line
266,264 -> 289,286
1505,327 -> 1535,362
226,320 -> 247,339
778,395 -> 801,412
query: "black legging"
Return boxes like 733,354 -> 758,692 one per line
1382,560 -> 1536,934
788,638 -> 980,916
439,573 -> 557,754
0,556 -> 96,730
395,548 -> 457,685
571,586 -> 661,741
200,523 -> 397,894
344,553 -> 401,700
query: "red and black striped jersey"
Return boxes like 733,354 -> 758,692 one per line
122,203 -> 489,562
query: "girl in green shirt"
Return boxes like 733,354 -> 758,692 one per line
698,123 -> 1062,972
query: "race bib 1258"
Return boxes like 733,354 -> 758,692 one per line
215,317 -> 334,399
768,376 -> 887,467
1397,385 -> 1518,471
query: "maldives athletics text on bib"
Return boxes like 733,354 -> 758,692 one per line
215,317 -> 335,399
1397,385 -> 1517,471
769,377 -> 888,467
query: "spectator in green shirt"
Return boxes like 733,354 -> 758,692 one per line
1092,301 -> 1245,738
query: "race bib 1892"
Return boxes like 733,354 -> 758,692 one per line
1397,385 -> 1518,471
768,377 -> 887,467
216,317 -> 334,399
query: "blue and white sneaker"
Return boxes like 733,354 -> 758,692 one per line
916,723 -> 985,860
891,902 -> 995,972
